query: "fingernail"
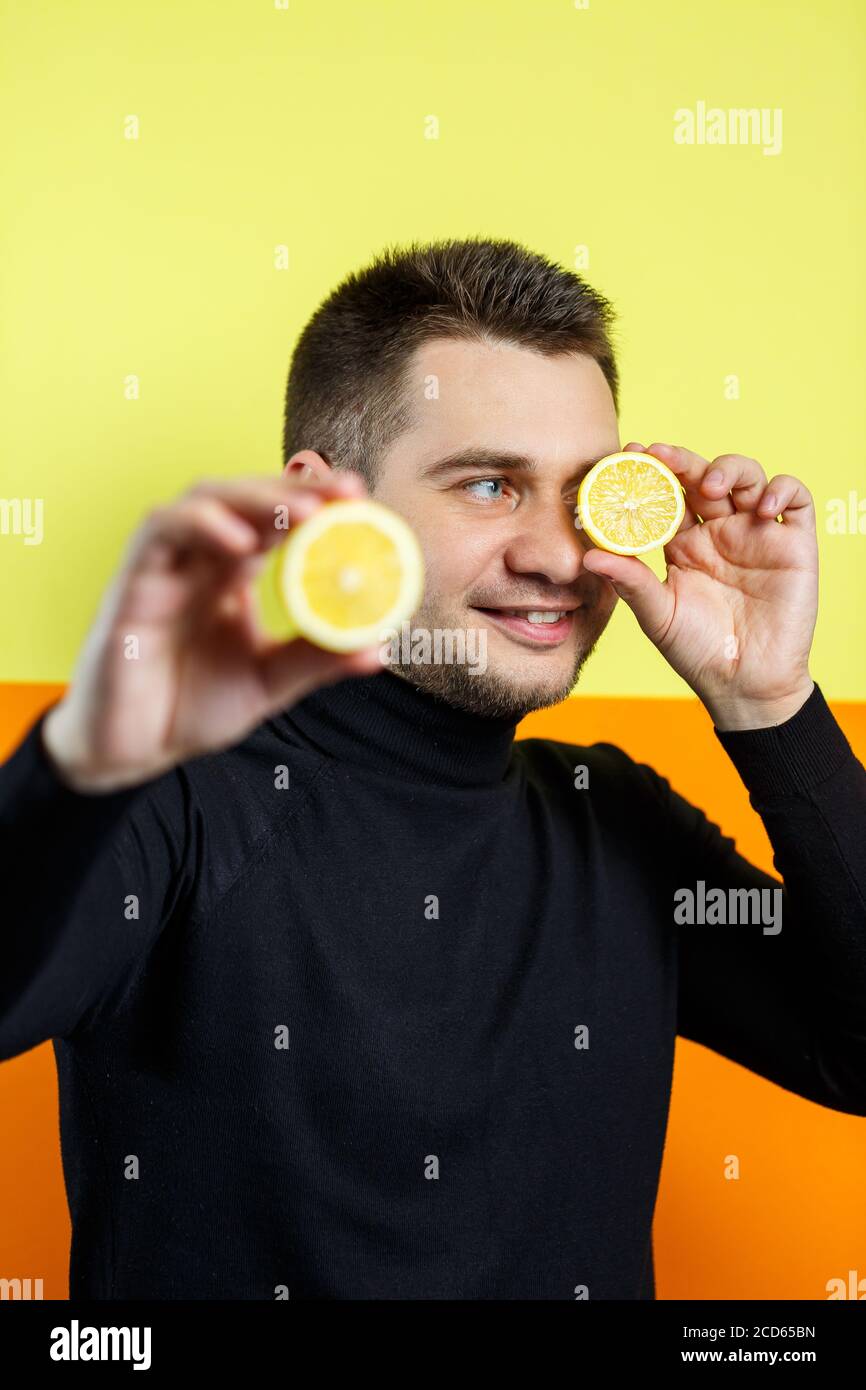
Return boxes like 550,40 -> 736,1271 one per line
762,492 -> 777,512
705,469 -> 724,486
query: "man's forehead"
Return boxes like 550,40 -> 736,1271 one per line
399,337 -> 617,467
410,334 -> 582,376
407,335 -> 614,409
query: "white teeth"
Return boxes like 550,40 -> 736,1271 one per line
491,608 -> 568,623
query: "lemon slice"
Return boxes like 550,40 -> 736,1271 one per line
275,498 -> 424,652
576,451 -> 685,555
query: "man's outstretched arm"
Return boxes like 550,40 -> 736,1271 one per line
0,703 -> 193,1059
0,467 -> 381,1060
663,683 -> 866,1115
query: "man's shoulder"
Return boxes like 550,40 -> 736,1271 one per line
129,717 -> 330,922
513,733 -> 671,812
177,716 -> 330,834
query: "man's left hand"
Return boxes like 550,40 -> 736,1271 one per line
581,441 -> 818,731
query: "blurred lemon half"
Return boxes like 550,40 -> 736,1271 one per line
275,498 -> 425,652
576,451 -> 686,556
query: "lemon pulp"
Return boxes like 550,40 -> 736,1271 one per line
276,498 -> 424,652
577,452 -> 685,555
300,522 -> 403,628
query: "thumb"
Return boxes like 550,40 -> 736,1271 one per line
582,550 -> 673,643
257,635 -> 385,710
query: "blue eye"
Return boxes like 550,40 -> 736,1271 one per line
464,478 -> 505,501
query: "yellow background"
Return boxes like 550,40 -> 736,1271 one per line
1,0 -> 865,692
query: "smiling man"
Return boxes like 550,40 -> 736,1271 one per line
1,237 -> 865,1301
282,252 -> 624,720
336,338 -> 620,717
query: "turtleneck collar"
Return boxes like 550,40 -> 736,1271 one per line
278,669 -> 519,788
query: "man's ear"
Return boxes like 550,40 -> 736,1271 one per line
282,449 -> 334,484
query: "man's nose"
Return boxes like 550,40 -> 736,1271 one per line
501,499 -> 592,586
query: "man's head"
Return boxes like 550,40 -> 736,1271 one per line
282,237 -> 623,721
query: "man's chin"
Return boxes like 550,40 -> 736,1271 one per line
387,650 -> 588,722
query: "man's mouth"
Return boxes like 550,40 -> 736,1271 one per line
471,607 -> 577,646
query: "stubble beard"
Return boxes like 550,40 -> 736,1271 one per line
385,602 -> 607,721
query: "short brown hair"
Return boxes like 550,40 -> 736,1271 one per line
282,236 -> 620,485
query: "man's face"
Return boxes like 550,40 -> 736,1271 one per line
370,337 -> 621,720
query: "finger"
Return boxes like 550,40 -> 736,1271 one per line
178,551 -> 270,630
644,442 -> 735,521
128,497 -> 262,572
255,636 -> 385,708
129,477 -> 356,573
184,473 -> 366,546
214,561 -> 270,649
191,469 -> 367,507
581,549 -> 674,645
673,500 -> 700,531
756,474 -> 815,527
701,453 -> 768,515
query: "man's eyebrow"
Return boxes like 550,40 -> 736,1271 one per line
417,447 -> 610,482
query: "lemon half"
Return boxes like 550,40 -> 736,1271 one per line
275,498 -> 425,652
576,451 -> 686,556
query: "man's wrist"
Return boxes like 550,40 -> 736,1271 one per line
40,701 -> 132,794
40,702 -> 102,792
704,679 -> 815,732
712,680 -> 854,800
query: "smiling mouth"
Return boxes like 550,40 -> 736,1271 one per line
471,607 -> 578,646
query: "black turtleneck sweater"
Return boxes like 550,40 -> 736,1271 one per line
1,672 -> 865,1300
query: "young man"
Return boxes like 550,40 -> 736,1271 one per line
1,238 -> 864,1300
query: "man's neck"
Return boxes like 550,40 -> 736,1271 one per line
279,667 -> 519,788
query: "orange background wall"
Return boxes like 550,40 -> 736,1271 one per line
2,679 -> 864,1300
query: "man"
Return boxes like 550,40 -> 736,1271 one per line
1,237 -> 864,1300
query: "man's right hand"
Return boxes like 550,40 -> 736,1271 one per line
42,469 -> 384,792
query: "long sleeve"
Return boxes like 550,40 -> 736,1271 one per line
0,701 -> 197,1061
655,682 -> 866,1115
